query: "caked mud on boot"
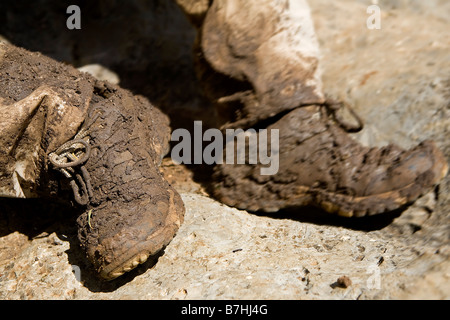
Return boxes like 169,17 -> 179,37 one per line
73,83 -> 185,280
0,43 -> 185,280
212,105 -> 448,216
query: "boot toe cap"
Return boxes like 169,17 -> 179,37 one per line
78,189 -> 184,281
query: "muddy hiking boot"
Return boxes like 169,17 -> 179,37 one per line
184,0 -> 449,215
212,105 -> 449,216
73,85 -> 184,280
0,43 -> 184,280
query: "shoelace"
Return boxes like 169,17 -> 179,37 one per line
49,129 -> 93,205
322,98 -> 364,133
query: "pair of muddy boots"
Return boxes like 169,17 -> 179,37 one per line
0,40 -> 447,281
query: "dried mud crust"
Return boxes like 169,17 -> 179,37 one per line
76,81 -> 185,280
0,42 -> 94,195
212,106 -> 448,216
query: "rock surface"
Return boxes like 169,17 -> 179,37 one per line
0,0 -> 449,299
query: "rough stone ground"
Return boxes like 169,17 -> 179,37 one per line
0,0 -> 449,299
